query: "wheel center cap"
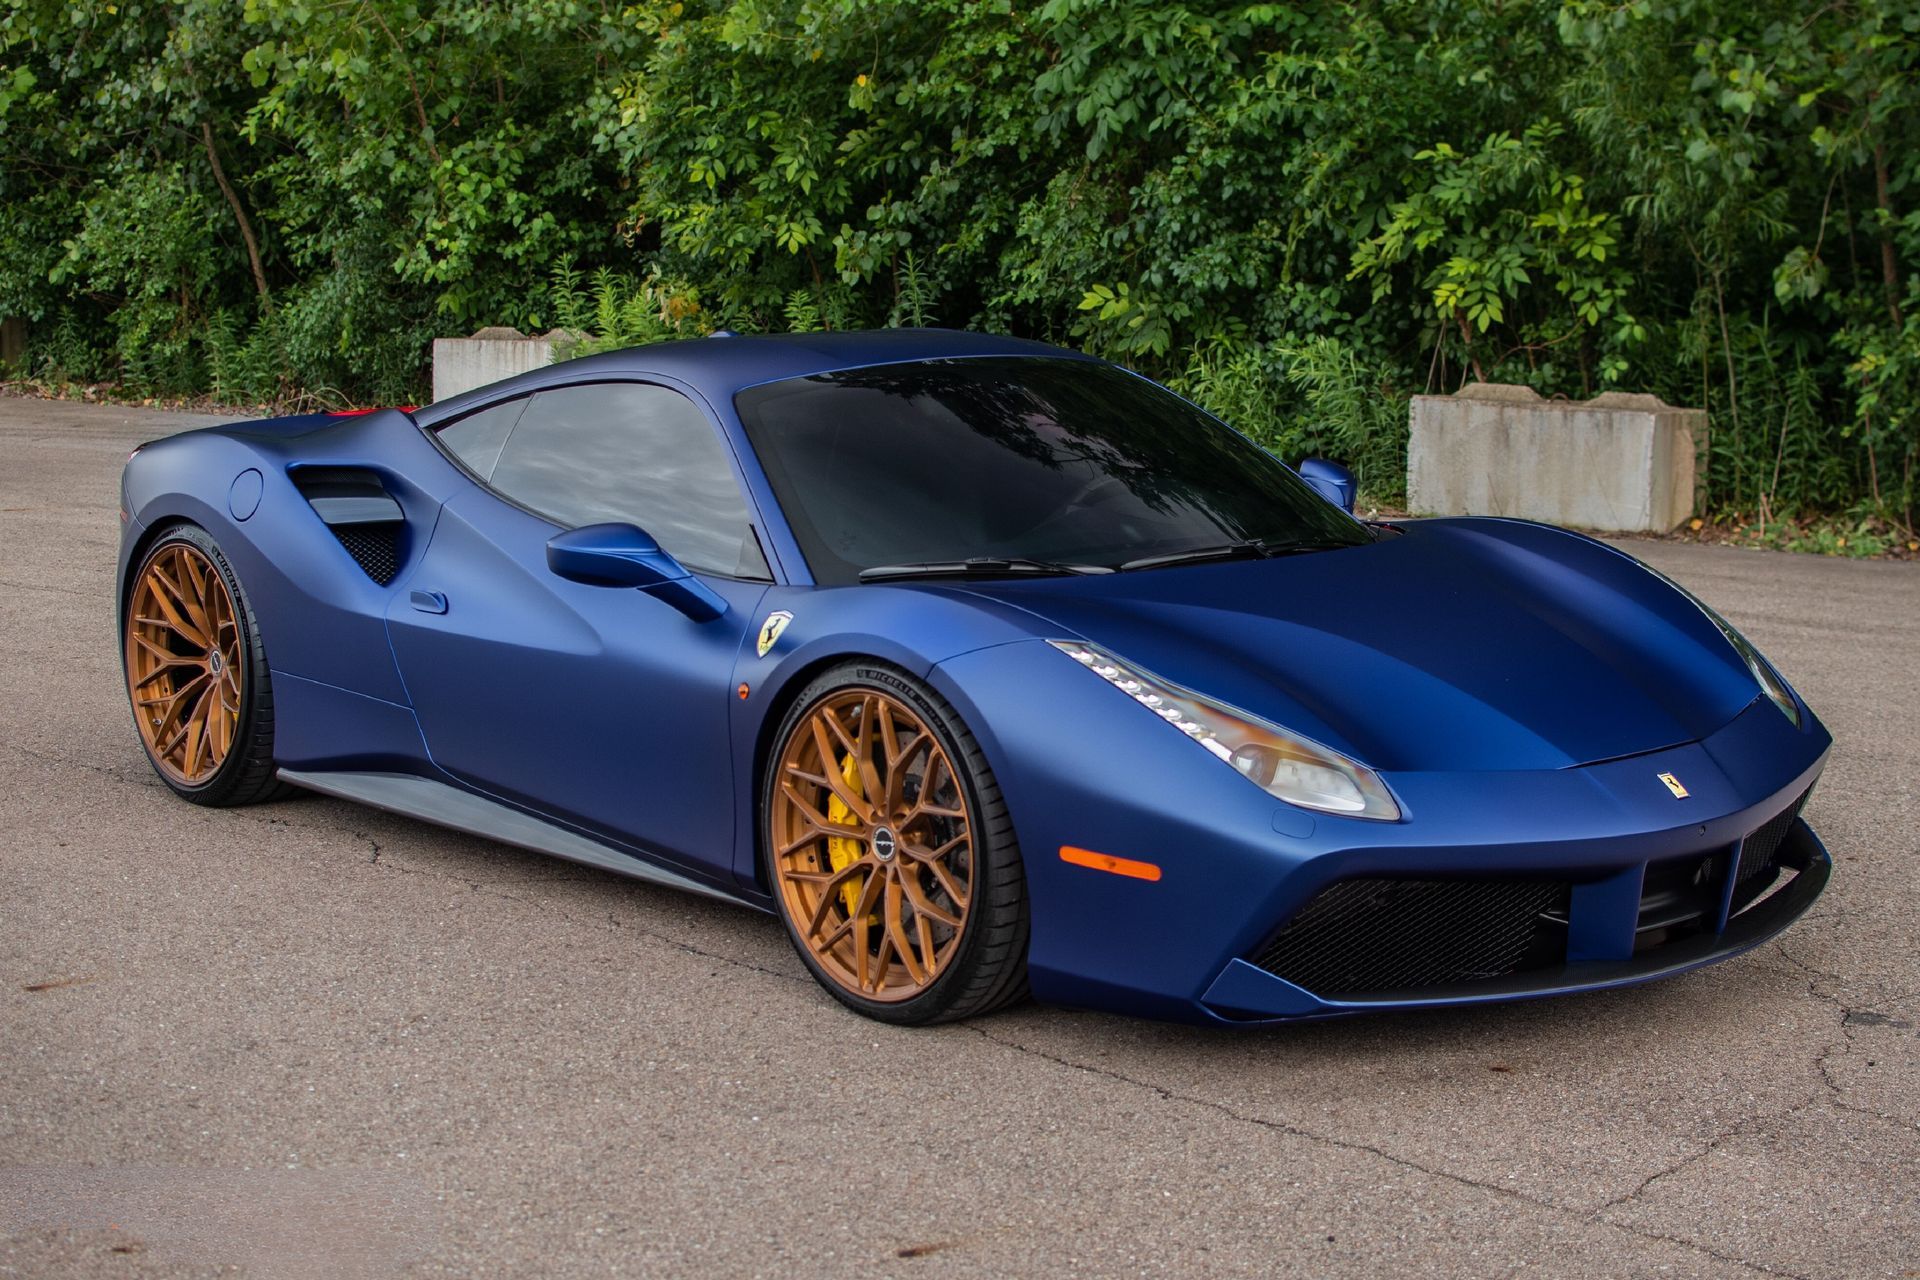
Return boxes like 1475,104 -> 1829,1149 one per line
207,651 -> 224,676
870,827 -> 898,862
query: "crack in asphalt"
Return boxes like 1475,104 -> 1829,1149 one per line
1601,1138 -> 1729,1213
0,576 -> 94,599
1584,936 -> 1912,1219
10,742 -> 165,789
961,1024 -> 1815,1279
1598,1093 -> 1832,1213
1775,942 -> 1917,1131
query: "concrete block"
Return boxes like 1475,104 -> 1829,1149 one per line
1408,383 -> 1700,533
430,327 -> 580,403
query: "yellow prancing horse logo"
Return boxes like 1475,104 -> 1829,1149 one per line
1657,771 -> 1689,799
756,610 -> 794,659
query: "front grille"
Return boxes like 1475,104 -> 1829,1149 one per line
1737,788 -> 1811,885
331,523 -> 401,585
1250,877 -> 1569,997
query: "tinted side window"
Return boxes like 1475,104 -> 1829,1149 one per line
436,397 -> 527,480
487,382 -> 767,579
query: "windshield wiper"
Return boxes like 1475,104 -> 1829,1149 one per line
858,556 -> 1112,582
1117,537 -> 1345,573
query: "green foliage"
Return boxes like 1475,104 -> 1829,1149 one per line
1692,504 -> 1912,559
1348,124 -> 1640,372
0,0 -> 1914,523
1169,338 -> 1410,505
544,259 -> 703,357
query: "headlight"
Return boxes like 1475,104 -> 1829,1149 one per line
1049,640 -> 1401,821
1634,563 -> 1802,727
1722,623 -> 1800,726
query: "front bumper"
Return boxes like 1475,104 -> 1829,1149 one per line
1201,812 -> 1829,1022
931,641 -> 1832,1025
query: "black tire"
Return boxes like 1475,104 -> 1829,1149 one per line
763,660 -> 1029,1025
122,523 -> 287,807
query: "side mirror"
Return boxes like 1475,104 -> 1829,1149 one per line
546,522 -> 727,622
1297,457 -> 1358,514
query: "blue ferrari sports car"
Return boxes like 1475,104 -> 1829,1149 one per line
117,329 -> 1830,1025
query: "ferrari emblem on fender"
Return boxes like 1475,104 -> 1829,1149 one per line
756,610 -> 793,659
1658,772 -> 1689,799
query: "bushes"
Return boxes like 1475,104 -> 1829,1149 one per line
1167,339 -> 1410,506
1,0 -> 1914,521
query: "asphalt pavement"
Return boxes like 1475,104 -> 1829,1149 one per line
2,396 -> 1916,1278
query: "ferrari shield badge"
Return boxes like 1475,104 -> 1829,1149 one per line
756,610 -> 794,659
1658,771 -> 1689,799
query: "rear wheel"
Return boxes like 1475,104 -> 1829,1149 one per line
764,662 -> 1028,1024
122,525 -> 284,806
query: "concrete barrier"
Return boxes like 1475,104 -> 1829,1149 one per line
1408,383 -> 1700,533
430,327 -> 580,403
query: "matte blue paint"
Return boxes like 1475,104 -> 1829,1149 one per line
271,671 -> 432,773
1566,865 -> 1647,963
1714,837 -> 1746,932
381,488 -> 767,878
1296,457 -> 1357,513
117,330 -> 1832,1024
1201,961 -> 1325,1019
1269,807 -> 1316,840
546,522 -> 729,621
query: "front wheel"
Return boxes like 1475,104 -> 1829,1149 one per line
122,524 -> 284,806
763,662 -> 1029,1024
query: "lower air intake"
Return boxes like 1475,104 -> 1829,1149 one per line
1736,788 -> 1811,886
1250,877 -> 1569,997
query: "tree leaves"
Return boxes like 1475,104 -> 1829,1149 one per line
0,0 -> 1913,518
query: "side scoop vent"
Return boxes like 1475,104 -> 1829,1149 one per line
291,467 -> 405,586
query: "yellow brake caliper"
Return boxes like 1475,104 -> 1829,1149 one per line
825,752 -> 870,918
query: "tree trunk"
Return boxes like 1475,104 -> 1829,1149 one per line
201,122 -> 271,312
1873,141 -> 1903,327
1453,308 -> 1485,383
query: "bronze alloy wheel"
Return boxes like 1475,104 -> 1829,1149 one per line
770,687 -> 977,1003
125,540 -> 245,787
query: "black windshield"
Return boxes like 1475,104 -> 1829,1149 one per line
735,357 -> 1370,585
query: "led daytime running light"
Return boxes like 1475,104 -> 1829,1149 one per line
1050,640 -> 1401,821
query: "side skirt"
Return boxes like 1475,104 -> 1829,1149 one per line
278,768 -> 749,907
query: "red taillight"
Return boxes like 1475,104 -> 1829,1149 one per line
326,405 -> 418,417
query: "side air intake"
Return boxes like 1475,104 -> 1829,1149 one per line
291,467 -> 406,586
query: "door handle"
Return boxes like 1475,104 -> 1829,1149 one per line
409,590 -> 448,615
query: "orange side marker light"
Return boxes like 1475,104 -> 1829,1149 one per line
1059,845 -> 1161,882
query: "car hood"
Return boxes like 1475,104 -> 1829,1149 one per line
942,518 -> 1765,773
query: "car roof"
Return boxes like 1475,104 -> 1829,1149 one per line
411,328 -> 1097,429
